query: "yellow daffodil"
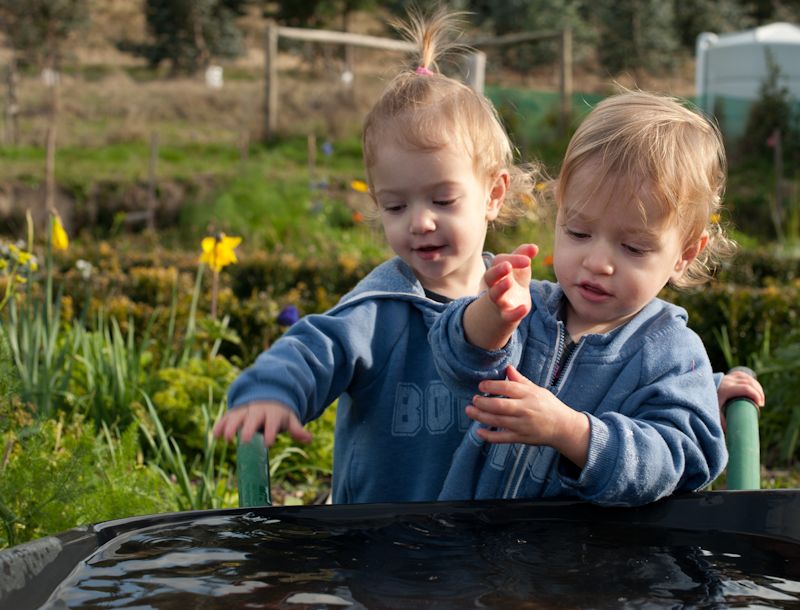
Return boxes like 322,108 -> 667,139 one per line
8,245 -> 37,270
199,233 -> 242,272
52,214 -> 69,251
350,179 -> 369,193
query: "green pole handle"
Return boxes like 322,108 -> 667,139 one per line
724,367 -> 761,491
236,432 -> 271,507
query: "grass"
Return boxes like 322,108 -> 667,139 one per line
0,141 -> 243,184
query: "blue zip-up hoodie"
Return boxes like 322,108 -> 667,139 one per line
429,280 -> 728,506
227,256 -> 474,504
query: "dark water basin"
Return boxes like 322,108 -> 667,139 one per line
2,490 -> 799,609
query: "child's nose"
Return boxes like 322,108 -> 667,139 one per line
409,205 -> 436,234
583,243 -> 614,274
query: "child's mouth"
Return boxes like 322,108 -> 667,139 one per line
578,282 -> 611,301
414,245 -> 444,259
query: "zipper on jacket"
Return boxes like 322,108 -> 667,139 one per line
503,323 -> 568,498
506,322 -> 582,498
549,324 -> 577,389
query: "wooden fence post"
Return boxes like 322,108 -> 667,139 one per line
559,28 -> 573,136
45,73 -> 59,220
5,56 -> 19,146
147,131 -> 159,232
464,51 -> 486,95
263,23 -> 278,142
307,133 -> 316,181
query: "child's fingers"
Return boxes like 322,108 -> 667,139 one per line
488,276 -> 518,305
504,366 -> 537,387
212,414 -> 226,438
733,380 -> 764,407
748,378 -> 766,407
240,409 -> 267,444
215,407 -> 248,442
478,369 -> 533,396
500,303 -> 529,323
487,271 -> 513,297
485,261 -> 513,287
724,376 -> 765,408
470,395 -> 516,415
465,403 -> 513,429
475,426 -> 519,444
288,416 -> 313,443
476,378 -> 514,397
493,253 -> 532,270
487,277 -> 530,320
261,414 -> 286,447
745,381 -> 765,408
511,243 -> 539,260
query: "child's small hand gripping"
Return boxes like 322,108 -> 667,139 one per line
485,243 -> 538,324
213,400 -> 313,447
717,369 -> 765,432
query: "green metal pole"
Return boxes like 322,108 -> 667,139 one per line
236,432 -> 271,507
724,367 -> 761,491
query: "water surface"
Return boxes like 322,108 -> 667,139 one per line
44,511 -> 800,609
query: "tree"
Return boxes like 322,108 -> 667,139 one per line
464,0 -> 592,68
739,50 -> 798,163
673,0 -> 752,52
591,0 -> 680,76
263,0 -> 329,28
0,0 -> 88,226
0,0 -> 89,70
120,0 -> 253,75
262,0 -> 377,85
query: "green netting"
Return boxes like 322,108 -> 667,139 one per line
698,94 -> 800,140
487,88 -> 800,145
486,86 -> 605,145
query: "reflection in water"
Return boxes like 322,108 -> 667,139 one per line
44,512 -> 800,609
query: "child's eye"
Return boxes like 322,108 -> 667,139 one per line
565,228 -> 589,239
433,198 -> 456,206
623,243 -> 648,256
382,203 -> 405,213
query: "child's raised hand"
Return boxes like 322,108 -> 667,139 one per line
717,369 -> 765,432
485,243 -> 538,324
213,400 -> 313,447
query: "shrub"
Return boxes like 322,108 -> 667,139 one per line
716,247 -> 800,286
666,281 -> 800,374
228,251 -> 382,301
667,280 -> 800,468
757,337 -> 800,467
150,355 -> 239,453
0,411 -> 175,549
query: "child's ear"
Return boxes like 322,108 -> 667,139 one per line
672,231 -> 709,279
486,170 -> 509,221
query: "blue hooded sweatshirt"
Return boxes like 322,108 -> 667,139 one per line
227,256 -> 474,504
429,280 -> 728,507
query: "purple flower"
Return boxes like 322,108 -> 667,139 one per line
277,305 -> 301,326
321,141 -> 334,156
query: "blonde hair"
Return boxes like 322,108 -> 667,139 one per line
362,6 -> 539,226
555,90 -> 736,288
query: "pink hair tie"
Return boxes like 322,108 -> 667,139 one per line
415,66 -> 434,76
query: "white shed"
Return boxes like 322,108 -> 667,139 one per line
695,22 -> 800,138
